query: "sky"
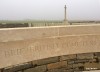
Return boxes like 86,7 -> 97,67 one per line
0,0 -> 100,21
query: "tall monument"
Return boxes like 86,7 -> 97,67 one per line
64,5 -> 69,25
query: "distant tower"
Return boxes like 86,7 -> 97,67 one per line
64,5 -> 69,24
64,5 -> 67,21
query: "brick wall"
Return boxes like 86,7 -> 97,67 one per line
0,52 -> 100,72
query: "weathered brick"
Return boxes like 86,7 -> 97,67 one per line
73,67 -> 80,71
17,71 -> 23,72
47,69 -> 64,72
67,65 -> 73,69
67,60 -> 75,64
98,58 -> 100,62
60,54 -> 76,61
47,67 -> 76,72
77,53 -> 94,59
0,69 -> 4,72
47,68 -> 75,72
73,63 -> 84,68
89,59 -> 97,63
84,63 -> 100,70
74,59 -> 89,63
82,70 -> 100,72
32,57 -> 59,66
3,62 -> 33,72
95,52 -> 100,57
47,61 -> 67,70
95,53 -> 100,61
24,65 -> 47,72
65,69 -> 74,72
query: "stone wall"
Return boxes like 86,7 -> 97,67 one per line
0,25 -> 100,72
0,25 -> 100,69
0,52 -> 100,72
0,22 -> 65,28
71,23 -> 100,25
0,23 -> 28,28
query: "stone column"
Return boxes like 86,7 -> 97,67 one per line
64,5 -> 69,25
28,23 -> 32,27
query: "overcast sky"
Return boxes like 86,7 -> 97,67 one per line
0,0 -> 100,21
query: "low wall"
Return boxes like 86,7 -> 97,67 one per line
0,23 -> 29,28
1,52 -> 100,72
0,25 -> 100,69
0,22 -> 65,28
